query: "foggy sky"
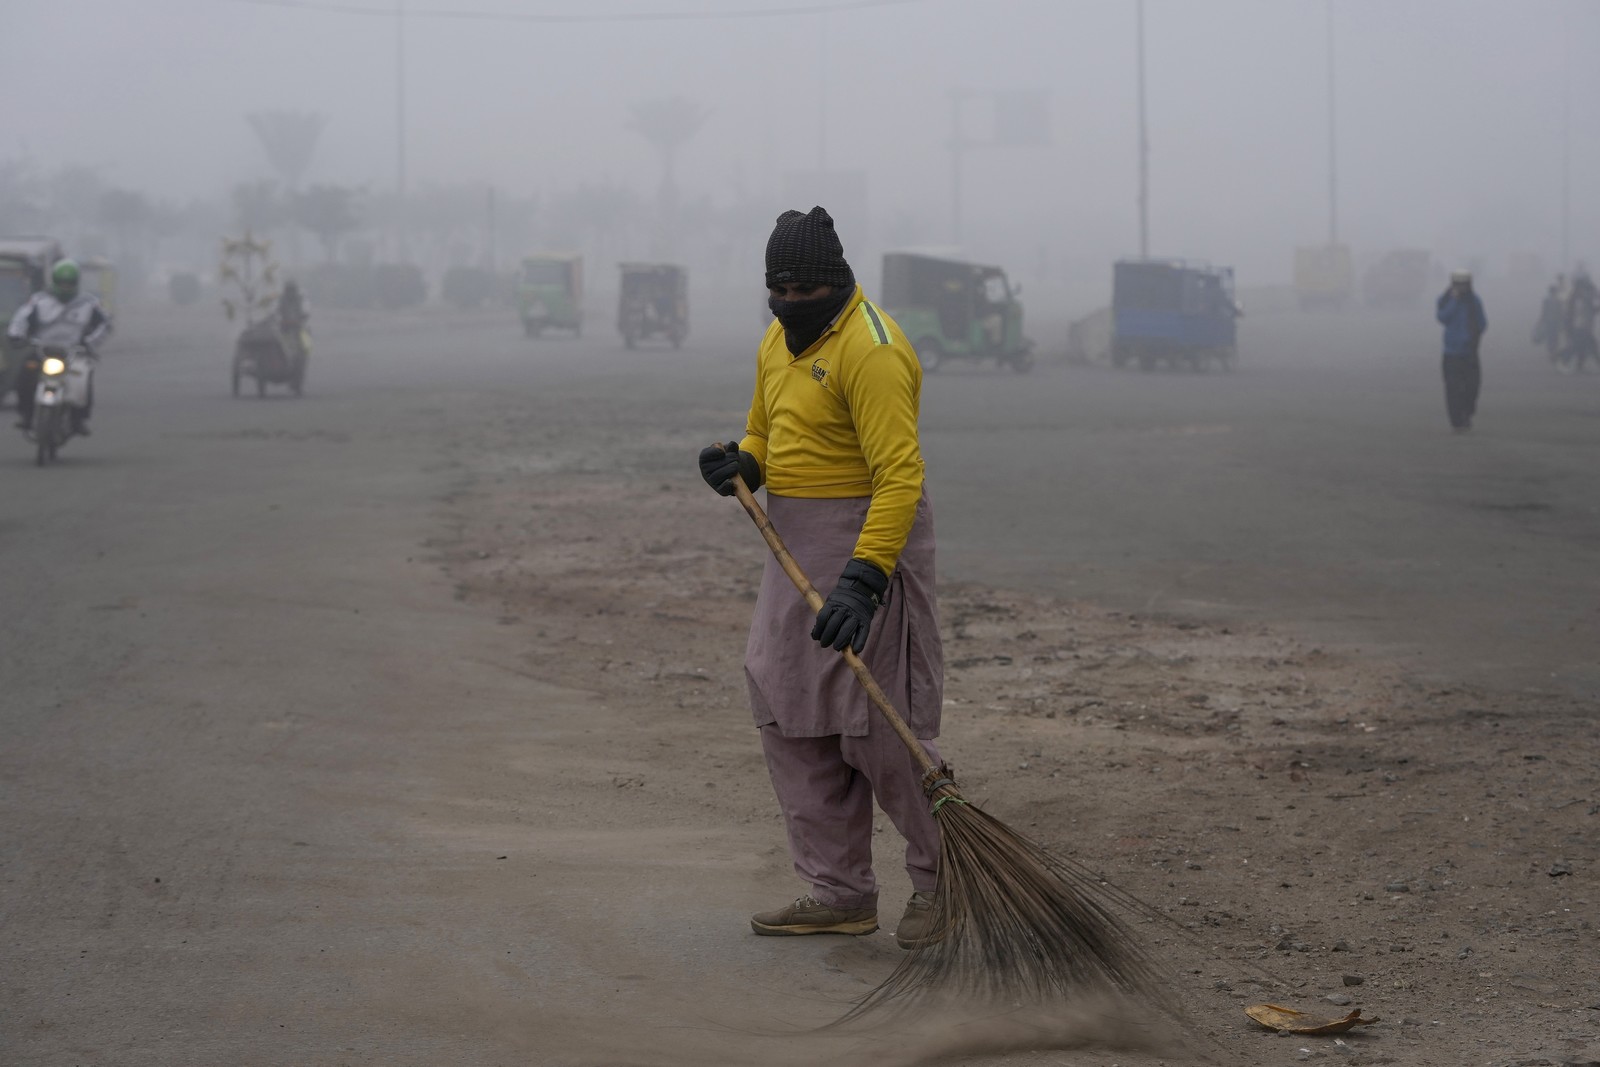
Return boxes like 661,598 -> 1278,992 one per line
8,0 -> 1598,290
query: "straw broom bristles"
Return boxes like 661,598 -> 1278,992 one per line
839,779 -> 1173,1023
725,478 -> 1175,1027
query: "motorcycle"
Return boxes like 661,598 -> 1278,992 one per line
24,342 -> 94,466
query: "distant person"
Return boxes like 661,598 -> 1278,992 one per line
1534,282 -> 1564,365
1435,269 -> 1487,433
276,279 -> 311,363
697,206 -> 945,950
1564,266 -> 1598,372
277,279 -> 309,330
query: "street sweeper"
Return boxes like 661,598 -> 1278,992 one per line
698,205 -> 945,950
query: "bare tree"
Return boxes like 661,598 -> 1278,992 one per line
625,96 -> 710,260
218,232 -> 280,328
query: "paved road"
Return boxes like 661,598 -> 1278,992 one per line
919,309 -> 1600,701
3,299 -> 1595,1062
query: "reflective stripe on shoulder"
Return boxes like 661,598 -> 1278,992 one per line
858,301 -> 892,345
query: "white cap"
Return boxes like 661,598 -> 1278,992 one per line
1450,269 -> 1472,284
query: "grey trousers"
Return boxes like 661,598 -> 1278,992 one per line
759,718 -> 942,910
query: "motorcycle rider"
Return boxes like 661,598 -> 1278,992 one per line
7,259 -> 112,434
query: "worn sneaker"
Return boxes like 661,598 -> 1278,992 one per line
750,895 -> 878,937
894,891 -> 939,949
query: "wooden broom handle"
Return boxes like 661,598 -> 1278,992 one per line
728,475 -> 938,777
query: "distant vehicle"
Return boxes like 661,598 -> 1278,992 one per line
879,251 -> 1033,372
1294,243 -> 1353,311
617,262 -> 687,349
518,254 -> 583,337
1362,249 -> 1430,308
232,315 -> 307,398
1111,258 -> 1240,372
0,236 -> 65,405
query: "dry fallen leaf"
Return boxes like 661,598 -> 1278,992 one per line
1245,1003 -> 1379,1034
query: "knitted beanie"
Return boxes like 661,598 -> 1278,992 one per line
765,206 -> 855,289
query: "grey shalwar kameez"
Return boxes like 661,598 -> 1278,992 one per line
745,491 -> 944,910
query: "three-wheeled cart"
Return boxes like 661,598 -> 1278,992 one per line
232,316 -> 307,397
617,263 -> 688,349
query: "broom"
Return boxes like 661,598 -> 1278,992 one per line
727,476 -> 1175,1024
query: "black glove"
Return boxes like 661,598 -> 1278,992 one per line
812,559 -> 889,653
698,438 -> 760,497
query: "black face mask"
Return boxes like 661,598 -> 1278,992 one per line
770,286 -> 854,355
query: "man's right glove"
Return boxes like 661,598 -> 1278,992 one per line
698,438 -> 761,497
811,559 -> 889,654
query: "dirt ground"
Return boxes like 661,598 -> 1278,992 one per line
2,300 -> 1597,1066
437,345 -> 1599,1067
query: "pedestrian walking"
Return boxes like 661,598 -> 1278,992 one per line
1436,269 -> 1487,432
1564,266 -> 1598,372
1533,282 -> 1564,365
697,206 -> 945,949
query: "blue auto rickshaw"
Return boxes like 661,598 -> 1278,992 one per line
1111,259 -> 1240,372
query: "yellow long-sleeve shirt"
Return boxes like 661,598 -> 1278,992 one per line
740,286 -> 925,575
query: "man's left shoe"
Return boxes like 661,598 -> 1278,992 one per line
894,890 -> 940,949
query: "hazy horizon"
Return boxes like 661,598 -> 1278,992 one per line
6,0 -> 1597,295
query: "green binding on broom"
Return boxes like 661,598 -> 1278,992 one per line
724,471 -> 1181,1028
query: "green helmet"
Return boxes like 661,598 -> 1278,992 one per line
51,259 -> 80,301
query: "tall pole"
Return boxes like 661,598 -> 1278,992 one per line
395,0 -> 408,258
818,15 -> 829,173
1326,0 -> 1338,246
1136,0 -> 1149,259
486,184 -> 496,273
950,90 -> 963,245
1561,2 -> 1571,271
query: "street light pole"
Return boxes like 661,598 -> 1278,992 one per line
950,89 -> 964,245
395,0 -> 408,258
1326,0 -> 1338,246
1136,0 -> 1149,259
1561,1 -> 1571,271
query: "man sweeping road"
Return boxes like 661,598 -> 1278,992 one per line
699,206 -> 945,950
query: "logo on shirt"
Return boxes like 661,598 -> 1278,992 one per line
810,357 -> 831,388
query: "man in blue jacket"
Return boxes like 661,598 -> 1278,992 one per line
1436,269 -> 1487,432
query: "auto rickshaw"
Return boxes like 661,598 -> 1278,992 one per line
0,236 -> 64,405
1111,258 -> 1240,372
617,263 -> 688,349
518,254 -> 583,337
879,252 -> 1033,372
232,314 -> 307,397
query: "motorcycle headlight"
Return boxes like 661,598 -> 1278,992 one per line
41,356 -> 66,376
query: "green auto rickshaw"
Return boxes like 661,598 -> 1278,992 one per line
879,251 -> 1033,372
0,236 -> 65,404
518,254 -> 583,337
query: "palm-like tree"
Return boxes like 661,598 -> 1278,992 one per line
247,111 -> 327,264
625,97 -> 709,259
